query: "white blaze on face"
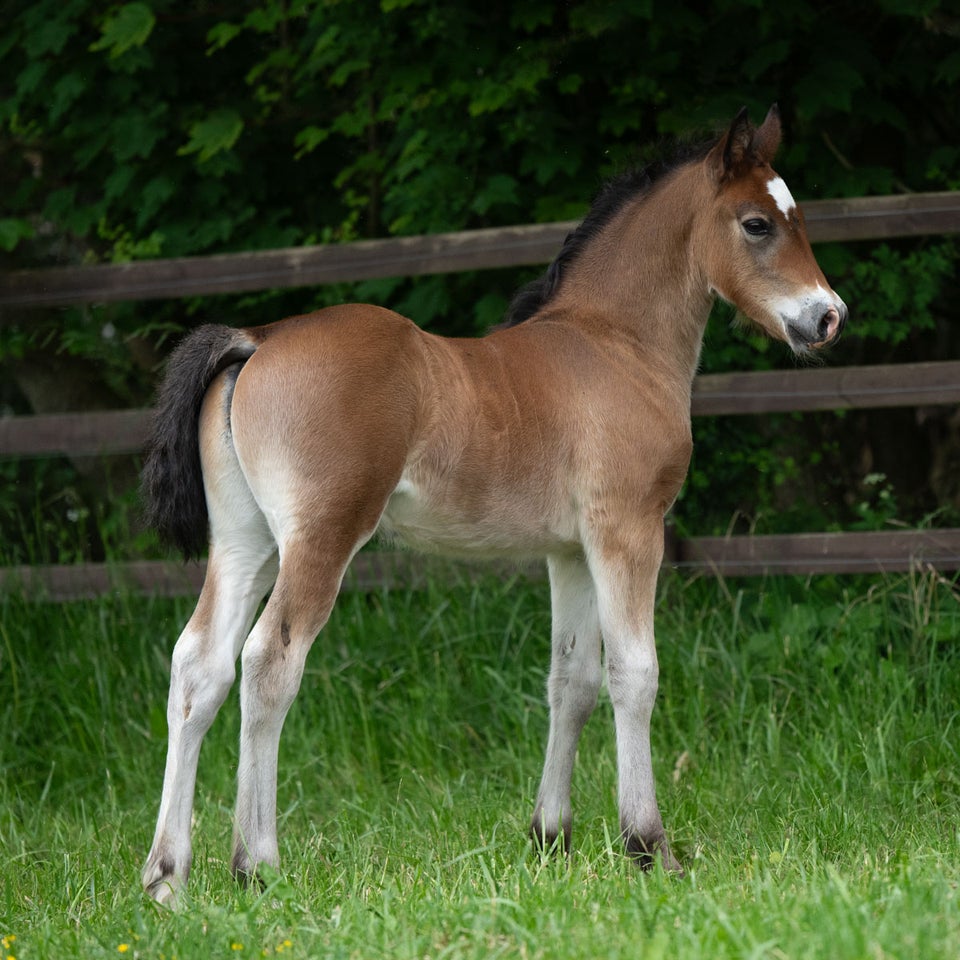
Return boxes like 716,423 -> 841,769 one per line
766,176 -> 797,219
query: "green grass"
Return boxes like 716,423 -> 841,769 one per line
2,569 -> 959,958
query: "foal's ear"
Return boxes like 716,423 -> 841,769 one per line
708,104 -> 782,181
708,106 -> 754,181
751,103 -> 782,165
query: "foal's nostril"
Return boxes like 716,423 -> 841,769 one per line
818,307 -> 841,343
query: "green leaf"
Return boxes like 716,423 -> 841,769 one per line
742,40 -> 790,82
206,21 -> 242,53
294,125 -> 331,158
244,3 -> 287,33
49,73 -> 87,123
136,176 -> 176,229
22,7 -> 79,58
509,0 -> 554,32
177,109 -> 245,163
557,73 -> 583,95
471,174 -> 519,216
0,218 -> 34,252
795,60 -> 866,114
110,109 -> 166,162
16,60 -> 48,98
104,165 -> 136,202
90,3 -> 156,59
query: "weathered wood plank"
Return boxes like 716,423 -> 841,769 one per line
691,360 -> 960,416
4,361 -> 959,459
802,191 -> 960,243
1,192 -> 957,309
4,529 -> 959,600
0,559 -> 207,602
0,553 -> 544,602
0,222 -> 575,309
0,408 -> 151,458
672,529 -> 960,576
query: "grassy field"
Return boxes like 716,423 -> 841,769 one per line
1,568 -> 959,959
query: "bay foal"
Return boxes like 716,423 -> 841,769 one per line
141,106 -> 846,904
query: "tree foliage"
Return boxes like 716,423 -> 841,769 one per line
1,0 -> 959,557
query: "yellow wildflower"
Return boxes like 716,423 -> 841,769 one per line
118,946 -> 130,954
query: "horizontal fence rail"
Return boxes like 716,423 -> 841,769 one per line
0,554 -> 522,603
5,528 -> 960,602
669,529 -> 960,577
690,360 -> 960,416
2,190 -> 959,598
2,192 -> 959,309
3,361 -> 960,460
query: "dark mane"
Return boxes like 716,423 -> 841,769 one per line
499,140 -> 714,328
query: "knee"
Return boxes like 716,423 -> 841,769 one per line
606,646 -> 659,711
169,633 -> 236,725
170,632 -> 236,699
549,652 -> 602,718
239,624 -> 304,713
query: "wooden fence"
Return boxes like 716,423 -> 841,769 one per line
3,192 -> 960,308
2,191 -> 960,599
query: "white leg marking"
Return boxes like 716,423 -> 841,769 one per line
142,544 -> 276,905
531,554 -> 602,850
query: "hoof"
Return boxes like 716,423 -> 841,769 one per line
142,857 -> 185,908
623,832 -> 684,877
230,847 -> 274,890
529,814 -> 571,857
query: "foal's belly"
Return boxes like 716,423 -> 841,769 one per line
378,476 -> 579,560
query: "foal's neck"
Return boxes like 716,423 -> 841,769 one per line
560,164 -> 713,390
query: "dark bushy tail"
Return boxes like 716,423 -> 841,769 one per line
142,324 -> 261,559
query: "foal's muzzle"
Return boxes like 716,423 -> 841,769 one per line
787,298 -> 847,351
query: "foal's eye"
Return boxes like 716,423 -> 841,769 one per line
742,218 -> 772,238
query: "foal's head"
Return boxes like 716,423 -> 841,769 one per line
697,105 -> 847,354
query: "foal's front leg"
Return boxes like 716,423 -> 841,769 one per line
530,553 -> 602,852
589,520 -> 681,872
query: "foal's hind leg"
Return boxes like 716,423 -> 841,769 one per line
229,526 -> 373,883
143,375 -> 278,906
142,525 -> 276,904
530,553 -> 602,853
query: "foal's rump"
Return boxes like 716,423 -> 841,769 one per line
224,305 -> 426,548
143,304 -> 428,560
